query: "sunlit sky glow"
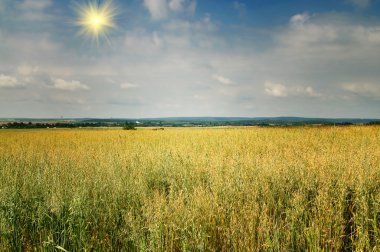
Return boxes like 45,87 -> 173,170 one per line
0,0 -> 380,118
74,0 -> 118,43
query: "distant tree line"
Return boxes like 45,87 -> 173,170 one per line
1,122 -> 106,129
366,121 -> 380,125
123,122 -> 137,130
1,120 -> 380,129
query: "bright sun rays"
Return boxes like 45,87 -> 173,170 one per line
74,0 -> 119,43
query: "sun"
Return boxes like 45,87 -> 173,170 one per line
74,0 -> 118,42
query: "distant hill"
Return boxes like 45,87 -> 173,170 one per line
78,117 -> 380,125
2,117 -> 379,127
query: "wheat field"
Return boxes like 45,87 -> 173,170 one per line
0,126 -> 379,251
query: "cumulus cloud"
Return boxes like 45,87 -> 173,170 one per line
342,83 -> 380,97
143,0 -> 196,20
265,81 -> 288,97
352,26 -> 380,45
280,13 -> 338,49
293,86 -> 321,97
169,0 -> 197,15
120,82 -> 139,90
143,0 -> 168,20
14,64 -> 42,85
0,74 -> 24,88
290,13 -> 310,26
265,81 -> 321,98
284,12 -> 380,50
17,64 -> 39,76
169,0 -> 184,11
0,64 -> 44,89
52,78 -> 89,91
272,11 -> 380,74
212,74 -> 234,86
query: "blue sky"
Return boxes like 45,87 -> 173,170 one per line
0,0 -> 380,118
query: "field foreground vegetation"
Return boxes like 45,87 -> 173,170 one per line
0,126 -> 380,251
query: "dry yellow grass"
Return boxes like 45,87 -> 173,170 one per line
0,126 -> 379,251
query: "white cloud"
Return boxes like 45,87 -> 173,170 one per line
352,26 -> 380,45
290,13 -> 310,26
120,82 -> 139,90
342,83 -> 380,97
169,0 -> 185,11
281,14 -> 338,48
273,12 -> 380,66
284,13 -> 380,50
293,86 -> 321,97
0,74 -> 24,88
143,0 -> 168,20
267,11 -> 380,98
346,0 -> 371,8
212,74 -> 234,85
168,0 -> 196,14
143,0 -> 196,20
52,78 -> 89,91
265,81 -> 288,97
17,64 -> 39,76
265,81 -> 321,98
15,64 -> 41,85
